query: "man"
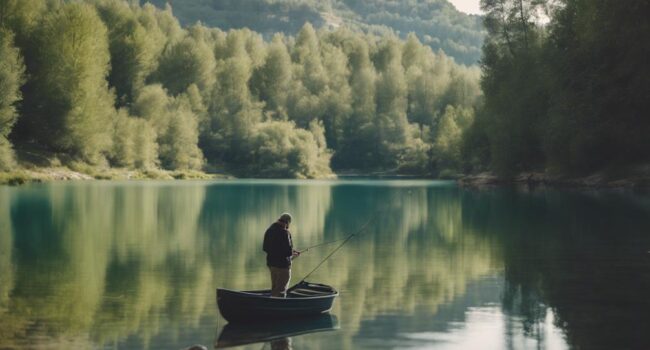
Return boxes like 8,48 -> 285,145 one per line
263,213 -> 300,297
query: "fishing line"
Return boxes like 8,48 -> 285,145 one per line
297,212 -> 379,283
298,237 -> 348,253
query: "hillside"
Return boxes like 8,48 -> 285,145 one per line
143,0 -> 484,65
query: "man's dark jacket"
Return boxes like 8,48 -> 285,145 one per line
263,222 -> 293,268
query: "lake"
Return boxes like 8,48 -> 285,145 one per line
1,180 -> 649,349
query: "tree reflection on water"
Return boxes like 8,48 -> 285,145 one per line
0,181 -> 648,349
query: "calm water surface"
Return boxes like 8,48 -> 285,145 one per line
1,180 -> 649,350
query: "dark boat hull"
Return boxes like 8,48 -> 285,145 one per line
216,281 -> 338,322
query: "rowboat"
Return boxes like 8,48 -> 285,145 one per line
215,313 -> 338,348
216,281 -> 338,322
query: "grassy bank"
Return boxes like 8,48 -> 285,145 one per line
0,166 -> 229,186
0,147 -> 236,186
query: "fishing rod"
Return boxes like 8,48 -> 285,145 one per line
298,237 -> 348,253
297,212 -> 378,283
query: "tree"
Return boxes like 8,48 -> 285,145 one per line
0,29 -> 24,169
432,106 -> 465,174
110,108 -> 158,169
0,0 -> 45,41
26,3 -> 116,164
0,0 -> 486,178
475,0 -> 549,176
318,40 -> 352,150
204,30 -> 263,165
251,34 -> 292,117
332,36 -> 377,170
244,119 -> 332,178
374,38 -> 410,168
286,24 -> 329,129
154,28 -> 216,96
95,0 -> 164,105
543,0 -> 650,173
132,84 -> 203,170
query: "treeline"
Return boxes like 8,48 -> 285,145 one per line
463,0 -> 650,177
338,0 -> 484,65
0,0 -> 480,178
143,0 -> 485,65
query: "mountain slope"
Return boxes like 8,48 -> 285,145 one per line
143,0 -> 484,65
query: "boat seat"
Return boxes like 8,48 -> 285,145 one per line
301,285 -> 333,293
289,289 -> 330,297
290,289 -> 322,295
293,288 -> 323,293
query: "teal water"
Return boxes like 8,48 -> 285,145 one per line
1,180 -> 649,349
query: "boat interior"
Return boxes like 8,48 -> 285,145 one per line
235,281 -> 337,298
286,282 -> 337,298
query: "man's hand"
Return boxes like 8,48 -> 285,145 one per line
292,250 -> 301,258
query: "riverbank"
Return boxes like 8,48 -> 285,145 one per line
458,167 -> 650,191
0,147 -> 235,185
0,166 -> 227,185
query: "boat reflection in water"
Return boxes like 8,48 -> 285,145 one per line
215,314 -> 339,349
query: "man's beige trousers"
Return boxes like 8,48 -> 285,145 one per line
269,266 -> 291,297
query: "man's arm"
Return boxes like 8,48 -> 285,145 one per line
262,228 -> 270,253
284,231 -> 293,257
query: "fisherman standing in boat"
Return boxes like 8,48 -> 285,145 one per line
263,213 -> 300,297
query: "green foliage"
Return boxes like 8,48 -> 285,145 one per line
374,39 -> 409,167
160,97 -> 204,170
28,3 -> 116,165
244,120 -> 333,178
204,29 -> 264,165
110,109 -> 158,169
142,0 -> 485,65
0,136 -> 16,171
0,29 -> 24,170
472,0 -> 548,176
332,35 -> 376,169
1,0 -> 481,178
543,0 -> 650,173
0,0 -> 46,40
95,0 -> 165,105
432,106 -> 466,173
132,84 -> 203,170
251,35 -> 292,116
154,27 -> 216,95
465,0 -> 649,177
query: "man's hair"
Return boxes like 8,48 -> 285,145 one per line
278,213 -> 292,224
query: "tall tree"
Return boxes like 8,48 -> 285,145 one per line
26,3 -> 116,164
95,0 -> 164,105
476,0 -> 549,176
132,84 -> 203,170
205,30 -> 263,165
544,0 -> 650,172
332,36 -> 378,169
251,34 -> 292,117
110,108 -> 158,169
318,40 -> 352,150
0,29 -> 25,169
374,38 -> 410,168
154,27 -> 216,96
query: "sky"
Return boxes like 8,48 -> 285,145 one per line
448,0 -> 483,15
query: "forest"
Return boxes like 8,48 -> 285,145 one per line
0,0 -> 480,178
0,0 -> 646,180
142,0 -> 485,65
465,0 -> 650,177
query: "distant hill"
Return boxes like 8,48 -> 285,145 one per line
143,0 -> 485,65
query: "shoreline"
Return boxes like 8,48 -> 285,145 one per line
3,167 -> 649,192
0,166 -> 229,186
458,171 -> 650,191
